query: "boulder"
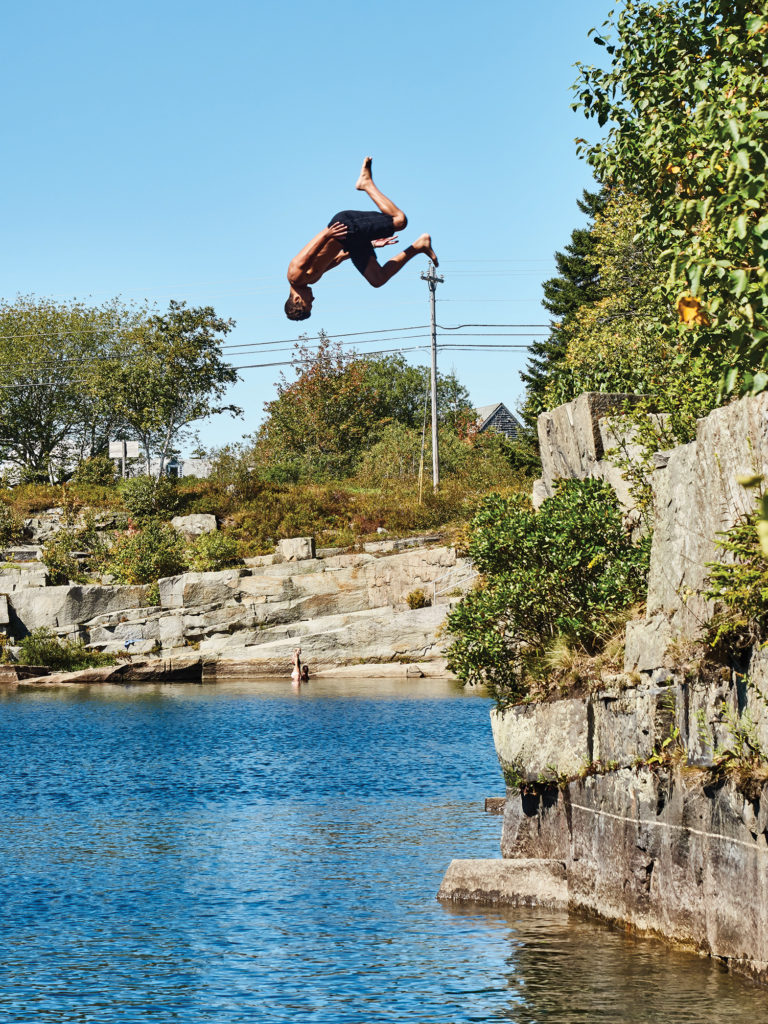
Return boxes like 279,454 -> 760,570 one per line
277,536 -> 316,561
170,514 -> 217,539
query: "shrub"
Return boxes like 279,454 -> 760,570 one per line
406,588 -> 431,610
0,502 -> 22,547
71,454 -> 117,486
18,627 -> 116,672
446,479 -> 649,706
705,513 -> 768,651
105,521 -> 187,585
120,476 -> 181,521
42,531 -> 89,585
40,509 -> 109,584
186,530 -> 240,572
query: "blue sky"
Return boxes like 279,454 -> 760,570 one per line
0,0 -> 613,451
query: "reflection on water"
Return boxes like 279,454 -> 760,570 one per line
0,679 -> 763,1023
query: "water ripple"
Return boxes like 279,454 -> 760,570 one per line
0,680 -> 765,1022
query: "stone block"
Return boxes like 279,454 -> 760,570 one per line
491,699 -> 589,783
158,569 -> 243,609
277,536 -> 316,561
170,514 -> 217,539
437,858 -> 567,908
531,478 -> 550,509
623,615 -> 672,674
9,584 -> 149,633
592,689 -> 664,765
537,393 -> 641,489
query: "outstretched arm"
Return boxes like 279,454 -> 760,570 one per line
288,222 -> 348,282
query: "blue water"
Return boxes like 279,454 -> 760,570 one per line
1,679 -> 765,1023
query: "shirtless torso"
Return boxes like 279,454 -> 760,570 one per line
284,158 -> 437,321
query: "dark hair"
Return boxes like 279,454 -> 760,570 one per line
284,296 -> 311,321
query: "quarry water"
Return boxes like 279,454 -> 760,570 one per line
1,678 -> 766,1024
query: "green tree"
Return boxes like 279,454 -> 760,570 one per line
520,189 -> 606,429
362,353 -> 473,432
255,336 -> 472,481
544,190 -> 672,404
103,300 -> 240,478
0,296 -> 143,481
574,0 -> 768,393
255,334 -> 373,481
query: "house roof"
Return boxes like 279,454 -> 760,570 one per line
475,403 -> 504,430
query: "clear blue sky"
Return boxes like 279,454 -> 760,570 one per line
0,0 -> 612,452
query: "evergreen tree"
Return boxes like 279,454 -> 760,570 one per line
520,188 -> 606,431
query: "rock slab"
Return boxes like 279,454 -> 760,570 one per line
437,858 -> 568,908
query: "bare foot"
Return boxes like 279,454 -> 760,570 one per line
355,156 -> 373,191
414,233 -> 438,266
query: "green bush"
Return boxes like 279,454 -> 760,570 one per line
71,454 -> 117,486
705,513 -> 768,650
0,501 -> 22,546
186,530 -> 240,572
104,521 -> 187,585
120,475 -> 181,521
446,479 -> 649,706
41,531 -> 89,585
18,627 -> 116,672
406,588 -> 431,609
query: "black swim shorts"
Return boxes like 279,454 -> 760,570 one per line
328,209 -> 396,276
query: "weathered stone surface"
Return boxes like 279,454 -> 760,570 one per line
491,700 -> 590,782
496,767 -> 768,982
624,615 -> 673,674
592,688 -> 671,766
537,393 -> 641,489
277,536 -> 316,561
0,566 -> 48,591
2,546 -> 43,563
312,658 -> 453,678
158,569 -> 243,609
645,392 -> 768,641
437,858 -> 568,908
16,655 -> 203,687
200,604 -> 448,674
243,553 -> 278,568
170,513 -> 217,539
9,584 -> 149,633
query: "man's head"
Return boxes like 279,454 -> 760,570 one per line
284,285 -> 313,321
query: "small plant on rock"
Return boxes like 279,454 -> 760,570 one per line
120,475 -> 181,522
406,588 -> 431,610
104,520 -> 187,586
186,530 -> 240,572
18,627 -> 116,672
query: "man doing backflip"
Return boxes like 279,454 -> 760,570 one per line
285,157 -> 438,321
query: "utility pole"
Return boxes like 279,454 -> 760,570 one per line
421,263 -> 444,492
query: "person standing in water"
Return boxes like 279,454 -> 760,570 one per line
291,647 -> 302,685
284,157 -> 438,321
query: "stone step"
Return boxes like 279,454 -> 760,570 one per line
437,858 -> 568,909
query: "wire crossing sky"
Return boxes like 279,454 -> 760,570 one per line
0,0 -> 612,449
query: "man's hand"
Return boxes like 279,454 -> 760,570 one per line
327,221 -> 349,240
372,236 -> 399,248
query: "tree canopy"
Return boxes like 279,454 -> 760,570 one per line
574,0 -> 768,393
254,335 -> 473,482
520,189 -> 607,431
0,295 -> 239,482
99,300 -> 240,477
